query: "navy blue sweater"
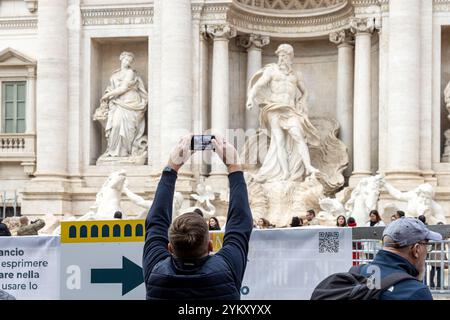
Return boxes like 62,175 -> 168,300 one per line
143,170 -> 253,300
360,250 -> 433,300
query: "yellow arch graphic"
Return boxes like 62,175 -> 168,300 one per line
61,220 -> 225,250
61,220 -> 145,243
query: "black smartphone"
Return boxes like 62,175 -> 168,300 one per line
191,135 -> 215,151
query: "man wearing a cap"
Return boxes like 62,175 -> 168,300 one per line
359,217 -> 442,299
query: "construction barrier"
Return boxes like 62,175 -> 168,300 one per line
0,223 -> 353,300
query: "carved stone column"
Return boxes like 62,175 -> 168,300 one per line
159,0 -> 193,170
329,29 -> 354,178
35,0 -> 69,179
22,0 -> 70,217
238,34 -> 270,131
207,24 -> 236,178
349,17 -> 374,186
386,0 -> 423,186
191,5 -> 207,179
149,0 -> 162,169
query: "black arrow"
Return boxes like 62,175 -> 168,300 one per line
91,256 -> 144,295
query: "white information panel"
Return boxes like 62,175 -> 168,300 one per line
0,236 -> 60,300
241,227 -> 353,300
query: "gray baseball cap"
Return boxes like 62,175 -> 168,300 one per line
383,217 -> 442,247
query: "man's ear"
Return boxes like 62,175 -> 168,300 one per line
411,244 -> 420,259
208,240 -> 213,253
168,243 -> 174,254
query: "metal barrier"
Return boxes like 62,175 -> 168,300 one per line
352,240 -> 450,294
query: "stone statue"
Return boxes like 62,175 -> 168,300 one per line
80,170 -> 127,220
246,43 -> 321,182
317,197 -> 346,226
444,80 -> 450,113
345,175 -> 383,226
441,82 -> 450,162
442,129 -> 450,162
123,183 -> 152,211
381,181 -> 447,225
240,43 -> 348,227
191,183 -> 216,216
128,188 -> 184,220
94,51 -> 148,165
49,171 -> 129,235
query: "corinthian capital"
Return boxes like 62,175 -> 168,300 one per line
329,29 -> 354,47
237,34 -> 270,50
206,24 -> 237,40
349,17 -> 375,35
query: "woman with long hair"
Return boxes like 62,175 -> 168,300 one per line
208,217 -> 221,231
256,218 -> 271,229
365,210 -> 385,227
336,215 -> 347,227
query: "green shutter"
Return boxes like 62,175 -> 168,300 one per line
2,81 -> 26,133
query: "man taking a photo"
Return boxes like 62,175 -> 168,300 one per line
143,134 -> 253,300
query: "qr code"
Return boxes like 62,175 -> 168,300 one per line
319,232 -> 340,253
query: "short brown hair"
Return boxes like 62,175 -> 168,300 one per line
169,212 -> 209,259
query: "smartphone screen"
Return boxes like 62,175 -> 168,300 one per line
191,135 -> 215,151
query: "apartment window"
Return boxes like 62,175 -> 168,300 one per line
2,81 -> 26,133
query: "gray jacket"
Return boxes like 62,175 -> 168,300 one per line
17,219 -> 45,236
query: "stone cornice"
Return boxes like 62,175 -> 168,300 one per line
234,0 -> 348,16
228,2 -> 354,37
351,0 -> 380,6
434,0 -> 450,12
351,0 -> 388,14
192,3 -> 205,20
0,17 -> 37,30
80,6 -> 153,26
201,2 -> 232,24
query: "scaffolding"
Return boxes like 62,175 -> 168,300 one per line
1,190 -> 18,219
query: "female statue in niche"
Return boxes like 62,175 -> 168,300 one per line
94,51 -> 148,165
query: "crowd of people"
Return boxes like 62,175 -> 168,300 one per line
201,207 -> 411,232
246,208 -> 406,230
0,216 -> 45,237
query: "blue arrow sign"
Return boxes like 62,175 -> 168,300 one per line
91,256 -> 144,295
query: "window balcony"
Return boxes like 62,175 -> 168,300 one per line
0,133 -> 36,175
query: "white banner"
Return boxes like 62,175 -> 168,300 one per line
241,227 -> 353,300
0,228 -> 351,300
0,236 -> 60,300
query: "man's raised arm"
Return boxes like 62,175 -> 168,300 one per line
212,136 -> 253,285
142,135 -> 193,281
